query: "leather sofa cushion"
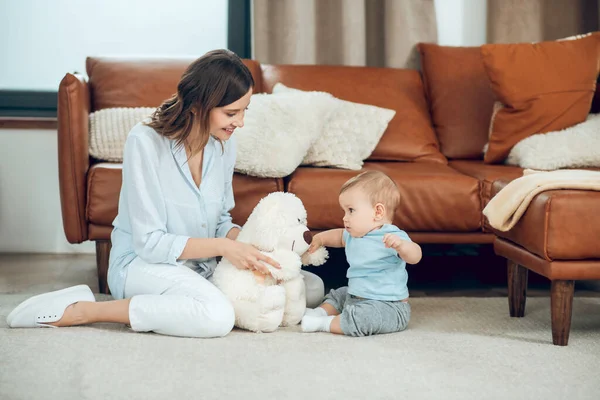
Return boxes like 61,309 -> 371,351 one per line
86,164 -> 121,226
86,163 -> 283,228
449,160 -> 523,232
88,224 -> 113,241
417,44 -> 496,159
449,160 -> 523,206
261,64 -> 446,164
85,58 -> 264,111
481,33 -> 600,163
286,162 -> 481,232
491,180 -> 600,260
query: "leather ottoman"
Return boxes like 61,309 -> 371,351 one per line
490,180 -> 600,345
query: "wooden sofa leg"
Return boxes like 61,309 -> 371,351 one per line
95,240 -> 112,295
507,260 -> 528,317
551,280 -> 574,346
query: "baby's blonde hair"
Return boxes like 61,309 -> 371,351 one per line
340,170 -> 400,218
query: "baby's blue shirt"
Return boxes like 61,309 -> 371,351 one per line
343,224 -> 412,301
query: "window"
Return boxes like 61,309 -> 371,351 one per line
0,0 -> 250,117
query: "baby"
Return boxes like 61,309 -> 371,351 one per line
301,170 -> 422,337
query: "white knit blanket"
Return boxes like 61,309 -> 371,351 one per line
483,169 -> 600,231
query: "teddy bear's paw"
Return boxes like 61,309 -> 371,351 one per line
266,250 -> 302,282
260,285 -> 286,313
280,278 -> 306,327
280,314 -> 302,327
301,246 -> 329,266
252,285 -> 286,333
280,308 -> 304,327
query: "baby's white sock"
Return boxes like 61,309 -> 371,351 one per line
304,307 -> 328,317
301,315 -> 335,333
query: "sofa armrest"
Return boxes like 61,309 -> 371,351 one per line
58,73 -> 91,243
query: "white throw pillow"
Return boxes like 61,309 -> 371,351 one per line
234,90 -> 339,178
506,113 -> 600,170
482,33 -> 597,159
87,90 -> 339,178
89,107 -> 155,162
273,83 -> 396,170
87,91 -> 335,178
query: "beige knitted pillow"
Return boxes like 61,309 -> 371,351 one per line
89,107 -> 155,162
273,83 -> 396,170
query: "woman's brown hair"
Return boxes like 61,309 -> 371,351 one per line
146,49 -> 254,155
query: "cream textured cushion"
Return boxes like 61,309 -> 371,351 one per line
506,113 -> 600,170
234,90 -> 338,177
273,83 -> 396,170
89,107 -> 155,162
87,90 -> 338,178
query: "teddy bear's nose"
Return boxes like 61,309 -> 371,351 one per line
303,230 -> 313,245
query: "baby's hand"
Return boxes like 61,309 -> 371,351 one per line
308,233 -> 324,254
383,233 -> 407,253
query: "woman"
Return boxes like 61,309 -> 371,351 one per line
7,49 -> 325,338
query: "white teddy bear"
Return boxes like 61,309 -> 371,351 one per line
210,192 -> 328,333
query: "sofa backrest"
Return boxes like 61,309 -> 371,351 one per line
261,64 -> 445,163
85,57 -> 263,111
417,42 -> 600,160
84,57 -> 446,164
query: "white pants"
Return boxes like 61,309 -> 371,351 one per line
124,258 -> 325,338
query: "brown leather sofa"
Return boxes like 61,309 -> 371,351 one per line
59,57 -> 599,347
58,57 -> 525,294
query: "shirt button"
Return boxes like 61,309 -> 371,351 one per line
202,223 -> 206,228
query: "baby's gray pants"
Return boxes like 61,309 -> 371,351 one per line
324,286 -> 411,337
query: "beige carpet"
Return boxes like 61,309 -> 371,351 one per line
1,294 -> 599,400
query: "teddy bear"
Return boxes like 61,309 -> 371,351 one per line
210,192 -> 328,333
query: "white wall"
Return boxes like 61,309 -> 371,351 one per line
434,0 -> 487,46
0,0 -> 228,90
0,129 -> 95,253
0,0 -> 227,253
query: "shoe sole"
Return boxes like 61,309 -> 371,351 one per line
6,285 -> 94,326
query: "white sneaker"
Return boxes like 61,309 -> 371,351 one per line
7,285 -> 95,328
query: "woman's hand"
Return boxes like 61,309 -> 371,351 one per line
221,239 -> 281,275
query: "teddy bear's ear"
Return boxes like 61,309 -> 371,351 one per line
237,193 -> 286,251
301,246 -> 329,266
253,215 -> 284,251
238,217 -> 281,252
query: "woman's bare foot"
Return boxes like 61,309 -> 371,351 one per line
50,299 -> 132,326
49,302 -> 90,327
